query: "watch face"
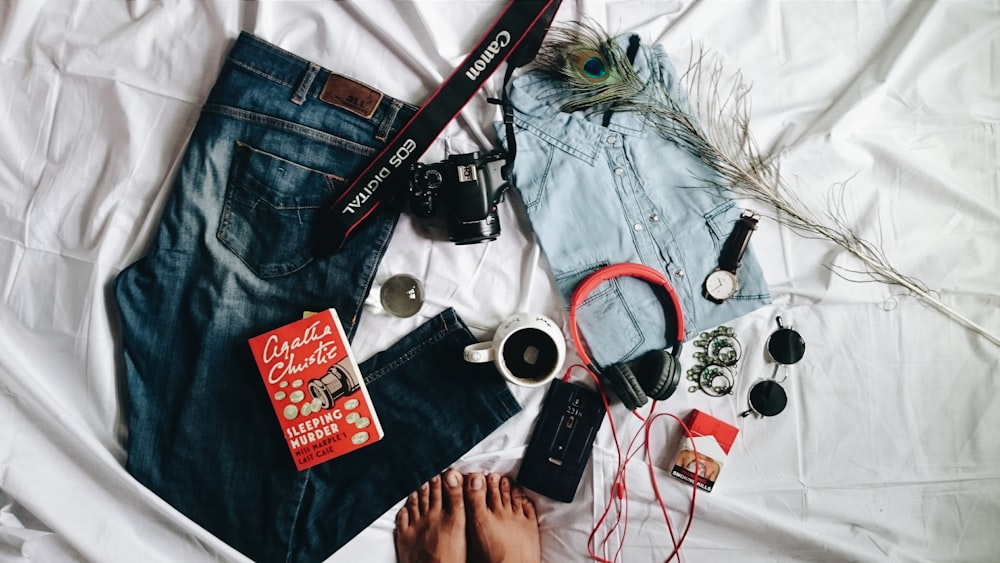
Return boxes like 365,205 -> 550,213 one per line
704,270 -> 738,301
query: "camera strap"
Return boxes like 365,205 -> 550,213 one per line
313,0 -> 561,257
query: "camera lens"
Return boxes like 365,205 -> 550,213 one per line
448,210 -> 501,245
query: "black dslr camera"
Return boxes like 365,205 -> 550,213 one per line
407,150 -> 511,244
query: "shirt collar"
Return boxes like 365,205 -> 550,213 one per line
506,33 -> 677,161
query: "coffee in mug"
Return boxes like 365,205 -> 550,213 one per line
463,313 -> 566,387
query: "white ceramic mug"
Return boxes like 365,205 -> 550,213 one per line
463,313 -> 566,387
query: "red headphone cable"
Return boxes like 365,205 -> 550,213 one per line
560,364 -> 700,563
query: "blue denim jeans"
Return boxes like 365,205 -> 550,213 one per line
114,32 -> 520,563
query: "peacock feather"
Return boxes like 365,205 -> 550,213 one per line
528,20 -> 1000,348
532,21 -> 654,114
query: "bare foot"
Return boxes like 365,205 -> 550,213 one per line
395,469 -> 467,563
465,473 -> 541,563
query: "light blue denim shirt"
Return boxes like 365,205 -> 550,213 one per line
497,33 -> 771,367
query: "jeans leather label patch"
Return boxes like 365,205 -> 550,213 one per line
320,74 -> 383,119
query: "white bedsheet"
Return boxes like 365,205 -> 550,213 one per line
1,1 -> 998,562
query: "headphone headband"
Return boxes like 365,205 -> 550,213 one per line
569,263 -> 685,369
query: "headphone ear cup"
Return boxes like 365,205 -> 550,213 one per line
641,350 -> 681,400
601,362 -> 649,410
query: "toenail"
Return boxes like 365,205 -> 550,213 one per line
470,474 -> 484,490
446,472 -> 460,488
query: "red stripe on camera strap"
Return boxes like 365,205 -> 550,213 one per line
312,0 -> 561,257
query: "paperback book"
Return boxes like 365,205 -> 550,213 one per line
248,308 -> 383,470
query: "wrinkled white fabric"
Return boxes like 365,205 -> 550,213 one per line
1,2 -> 997,562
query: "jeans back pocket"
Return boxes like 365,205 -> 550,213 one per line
218,141 -> 340,278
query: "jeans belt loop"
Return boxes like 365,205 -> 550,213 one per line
292,63 -> 321,105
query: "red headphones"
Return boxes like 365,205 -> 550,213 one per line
569,263 -> 686,409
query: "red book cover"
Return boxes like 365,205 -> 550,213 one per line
248,308 -> 383,471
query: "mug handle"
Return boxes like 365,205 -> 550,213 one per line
463,342 -> 496,363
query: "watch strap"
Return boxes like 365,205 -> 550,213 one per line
719,212 -> 758,273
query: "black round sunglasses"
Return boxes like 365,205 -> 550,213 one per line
740,316 -> 805,418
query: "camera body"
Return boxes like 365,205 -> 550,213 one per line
407,150 -> 511,244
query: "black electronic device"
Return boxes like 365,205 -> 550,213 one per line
517,379 -> 606,503
407,150 -> 511,245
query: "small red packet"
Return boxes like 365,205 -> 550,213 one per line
248,308 -> 383,470
670,410 -> 739,492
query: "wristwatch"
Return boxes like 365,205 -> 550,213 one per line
703,212 -> 759,303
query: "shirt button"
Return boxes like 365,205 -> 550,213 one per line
614,167 -> 624,176
675,269 -> 685,278
650,214 -> 660,222
634,223 -> 644,231
607,134 -> 618,144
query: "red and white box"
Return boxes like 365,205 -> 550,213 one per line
248,308 -> 383,471
670,410 -> 739,492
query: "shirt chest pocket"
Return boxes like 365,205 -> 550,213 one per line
703,200 -> 737,254
217,141 -> 341,278
505,124 -> 598,210
557,263 -> 647,366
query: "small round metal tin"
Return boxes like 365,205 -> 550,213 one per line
379,274 -> 424,318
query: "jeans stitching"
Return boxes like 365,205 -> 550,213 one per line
362,317 -> 453,385
229,58 -> 295,88
203,104 -> 378,156
346,216 -> 397,333
216,141 -> 326,278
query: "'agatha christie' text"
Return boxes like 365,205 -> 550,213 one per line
261,320 -> 339,385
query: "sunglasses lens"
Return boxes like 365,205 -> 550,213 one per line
768,328 -> 805,365
748,380 -> 787,417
